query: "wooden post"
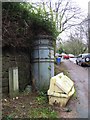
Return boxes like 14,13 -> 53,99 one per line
9,67 -> 19,98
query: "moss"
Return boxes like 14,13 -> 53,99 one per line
72,87 -> 77,99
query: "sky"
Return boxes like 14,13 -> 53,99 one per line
28,0 -> 90,13
73,0 -> 90,14
27,0 -> 90,16
56,0 -> 90,44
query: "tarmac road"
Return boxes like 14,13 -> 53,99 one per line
63,60 -> 89,118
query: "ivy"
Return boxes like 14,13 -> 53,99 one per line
2,2 -> 59,47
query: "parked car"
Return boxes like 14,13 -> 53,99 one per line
68,54 -> 74,58
76,53 -> 90,66
63,54 -> 69,59
63,54 -> 74,59
61,53 -> 75,59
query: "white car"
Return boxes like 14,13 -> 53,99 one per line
76,53 -> 90,66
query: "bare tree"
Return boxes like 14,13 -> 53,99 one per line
31,0 -> 83,34
53,0 -> 82,33
30,0 -> 84,55
73,18 -> 88,45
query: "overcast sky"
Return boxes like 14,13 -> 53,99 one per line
28,0 -> 90,13
74,0 -> 89,13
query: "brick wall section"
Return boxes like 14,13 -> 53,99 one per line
2,48 -> 31,95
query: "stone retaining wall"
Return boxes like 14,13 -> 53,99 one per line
2,48 -> 31,95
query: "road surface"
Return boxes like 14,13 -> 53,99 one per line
62,60 -> 89,118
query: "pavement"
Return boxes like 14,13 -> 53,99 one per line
63,60 -> 88,118
69,58 -> 77,64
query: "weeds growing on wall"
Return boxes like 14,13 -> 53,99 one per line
2,2 -> 59,47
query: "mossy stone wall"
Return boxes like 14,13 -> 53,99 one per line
2,48 -> 31,95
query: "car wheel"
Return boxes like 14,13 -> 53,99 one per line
85,57 -> 89,62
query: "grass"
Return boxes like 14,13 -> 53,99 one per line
35,92 -> 47,105
29,107 -> 57,118
72,87 -> 77,99
35,96 -> 47,104
2,91 -> 58,119
28,92 -> 58,118
2,90 -> 58,119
